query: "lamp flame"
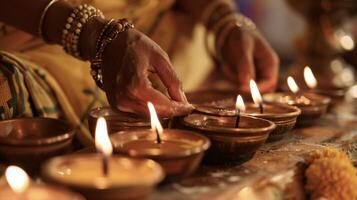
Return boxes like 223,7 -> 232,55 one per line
250,80 -> 262,105
235,95 -> 246,112
304,66 -> 317,89
287,76 -> 299,93
148,102 -> 163,135
95,117 -> 112,157
5,166 -> 30,194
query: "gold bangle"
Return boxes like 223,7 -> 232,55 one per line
38,0 -> 60,42
205,13 -> 240,63
215,21 -> 237,62
200,0 -> 235,26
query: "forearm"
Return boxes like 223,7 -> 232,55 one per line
176,0 -> 237,30
0,0 -> 107,60
0,0 -> 72,44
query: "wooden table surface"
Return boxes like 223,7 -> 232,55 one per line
147,100 -> 357,200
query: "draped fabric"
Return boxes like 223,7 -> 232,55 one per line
0,0 -> 213,146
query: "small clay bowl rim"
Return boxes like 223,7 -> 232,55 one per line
194,102 -> 301,119
0,118 -> 74,146
246,103 -> 301,119
89,107 -> 170,127
182,114 -> 276,137
110,129 -> 211,159
263,92 -> 331,107
313,88 -> 346,98
41,154 -> 165,190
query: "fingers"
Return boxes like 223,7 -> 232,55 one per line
117,85 -> 193,118
233,51 -> 255,92
253,34 -> 279,93
151,50 -> 188,103
115,53 -> 193,118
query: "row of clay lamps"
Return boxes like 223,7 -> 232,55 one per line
0,67 -> 334,200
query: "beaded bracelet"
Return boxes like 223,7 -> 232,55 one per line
61,4 -> 104,59
90,19 -> 134,89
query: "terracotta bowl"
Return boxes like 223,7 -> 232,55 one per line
110,129 -> 210,181
193,101 -> 301,142
245,103 -> 301,142
263,93 -> 331,126
180,114 -> 275,164
41,154 -> 164,200
0,118 -> 74,174
88,107 -> 169,135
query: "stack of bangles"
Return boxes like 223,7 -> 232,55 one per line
201,0 -> 256,64
38,1 -> 134,89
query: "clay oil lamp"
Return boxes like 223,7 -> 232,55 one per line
303,66 -> 345,107
87,107 -> 169,136
245,80 -> 301,141
181,96 -> 276,164
0,165 -> 84,200
193,81 -> 300,141
263,76 -> 331,126
41,118 -> 164,200
0,118 -> 75,174
110,102 -> 210,181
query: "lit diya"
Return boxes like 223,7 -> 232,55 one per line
303,66 -> 345,106
87,107 -> 170,135
0,166 -> 84,200
41,117 -> 164,200
194,80 -> 301,141
181,97 -> 276,164
263,76 -> 331,126
110,102 -> 210,181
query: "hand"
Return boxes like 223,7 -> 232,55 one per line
219,26 -> 279,93
101,29 -> 193,117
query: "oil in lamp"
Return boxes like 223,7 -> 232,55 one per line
263,77 -> 331,126
110,102 -> 210,181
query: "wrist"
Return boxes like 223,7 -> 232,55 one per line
201,0 -> 237,30
79,17 -> 108,60
206,5 -> 236,31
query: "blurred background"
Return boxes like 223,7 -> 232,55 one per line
235,0 -> 357,98
237,0 -> 305,66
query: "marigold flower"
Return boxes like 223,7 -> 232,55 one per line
305,148 -> 357,200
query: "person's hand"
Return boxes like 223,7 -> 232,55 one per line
101,29 -> 193,117
219,25 -> 279,93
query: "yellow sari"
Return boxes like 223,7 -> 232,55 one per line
0,0 -> 213,146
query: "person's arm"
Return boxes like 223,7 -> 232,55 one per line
0,0 -> 192,117
0,0 -> 71,44
177,0 -> 279,93
0,0 -> 104,60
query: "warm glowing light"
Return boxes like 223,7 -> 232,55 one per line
250,80 -> 262,104
235,95 -> 246,112
5,166 -> 30,194
347,85 -> 357,99
340,35 -> 355,51
304,66 -> 318,89
287,76 -> 299,93
95,117 -> 113,157
147,102 -> 163,135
